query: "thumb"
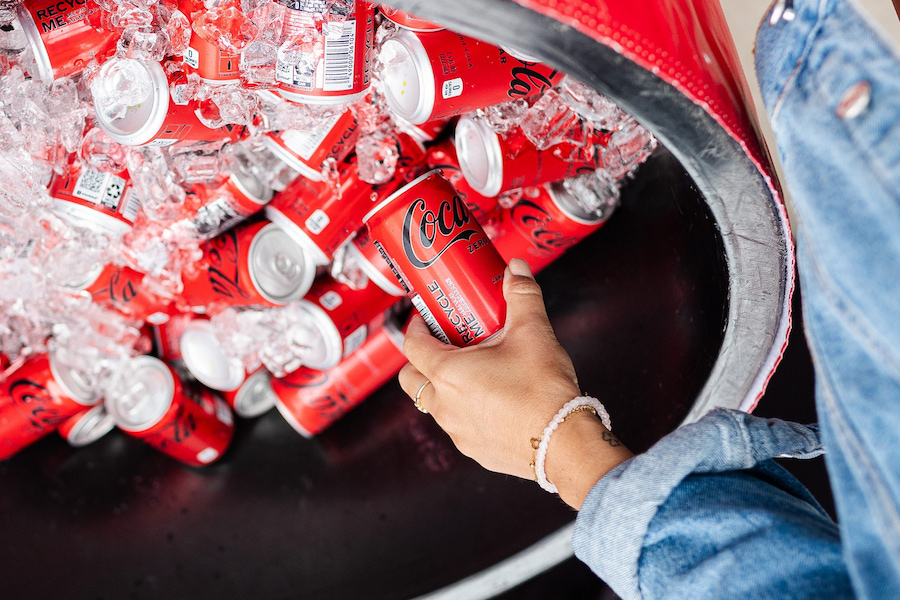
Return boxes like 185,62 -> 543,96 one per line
502,258 -> 552,333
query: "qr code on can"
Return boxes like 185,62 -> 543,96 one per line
72,168 -> 108,203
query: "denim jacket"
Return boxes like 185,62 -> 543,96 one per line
573,1 -> 900,598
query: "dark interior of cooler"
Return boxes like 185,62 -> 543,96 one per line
0,144 -> 728,599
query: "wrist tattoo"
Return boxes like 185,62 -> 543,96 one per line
601,430 -> 622,447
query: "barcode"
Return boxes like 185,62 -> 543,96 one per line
121,188 -> 141,223
323,20 -> 355,92
411,294 -> 450,344
73,168 -> 107,203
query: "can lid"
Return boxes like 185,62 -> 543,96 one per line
49,349 -> 102,406
106,355 -> 175,432
380,30 -> 434,125
264,205 -> 331,266
62,261 -> 106,292
13,5 -> 53,83
248,222 -> 317,304
62,405 -> 116,448
229,163 -> 274,205
500,45 -> 543,63
180,321 -> 246,392
232,369 -> 277,418
295,299 -> 343,370
455,116 -> 503,198
277,88 -> 368,106
546,181 -> 604,224
93,59 -> 169,146
362,168 -> 443,224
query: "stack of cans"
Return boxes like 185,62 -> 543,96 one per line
0,1 -> 656,466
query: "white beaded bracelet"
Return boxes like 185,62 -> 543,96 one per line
531,396 -> 612,494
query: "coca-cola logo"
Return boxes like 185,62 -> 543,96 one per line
8,378 -> 63,430
206,230 -> 251,300
93,267 -> 140,307
281,371 -> 352,422
507,62 -> 559,99
402,196 -> 479,269
510,199 -> 579,255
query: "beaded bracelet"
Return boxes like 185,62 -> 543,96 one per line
530,396 -> 612,494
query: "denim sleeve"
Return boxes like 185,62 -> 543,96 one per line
573,409 -> 854,600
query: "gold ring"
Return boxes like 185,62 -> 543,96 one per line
414,379 -> 432,414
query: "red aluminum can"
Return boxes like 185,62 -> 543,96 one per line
425,137 -> 499,225
378,5 -> 444,32
455,115 -> 603,197
13,0 -> 117,83
273,320 -> 405,437
220,367 -> 277,418
395,115 -> 453,145
152,312 -> 194,367
47,163 -> 141,237
275,0 -> 375,105
491,182 -> 610,274
57,404 -> 116,447
73,263 -> 172,324
181,220 -> 316,311
106,356 -> 234,467
0,352 -> 101,460
380,29 -> 562,124
180,165 -> 274,240
363,170 -> 506,347
346,226 -> 405,297
180,0 -> 241,84
179,319 -> 247,392
263,107 -> 360,182
295,275 -> 399,370
92,58 -> 245,147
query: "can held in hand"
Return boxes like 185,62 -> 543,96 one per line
455,115 -> 603,197
380,29 -> 562,124
273,319 -> 406,437
378,5 -> 444,32
48,163 -> 141,237
106,356 -> 234,467
275,0 -> 375,105
263,107 -> 360,182
0,352 -> 102,460
92,58 -> 244,147
363,170 -> 506,347
57,404 -> 116,447
13,0 -> 117,83
181,220 -> 316,311
220,368 -> 277,419
491,182 -> 610,273
295,275 -> 399,370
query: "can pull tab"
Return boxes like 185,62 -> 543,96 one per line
770,0 -> 796,25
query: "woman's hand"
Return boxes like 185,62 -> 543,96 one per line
399,258 -> 633,509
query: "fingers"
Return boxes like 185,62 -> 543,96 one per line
398,362 -> 434,413
502,258 -> 553,334
403,314 -> 452,375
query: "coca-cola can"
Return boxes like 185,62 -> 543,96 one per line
48,163 -> 141,237
275,0 -> 375,105
106,356 -> 234,467
180,0 -> 241,84
425,138 -> 499,224
265,157 -> 378,267
263,107 -> 360,182
71,263 -> 172,324
92,58 -> 245,147
380,29 -> 562,124
13,0 -> 117,83
152,312 -> 194,368
395,115 -> 453,145
57,404 -> 116,447
346,227 -> 405,296
181,220 -> 316,311
295,275 -> 399,370
273,319 -> 405,437
378,5 -> 444,32
455,115 -> 603,197
220,367 -> 277,418
363,170 -> 506,347
0,351 -> 102,460
180,164 -> 274,240
491,182 -> 610,273
179,319 -> 246,392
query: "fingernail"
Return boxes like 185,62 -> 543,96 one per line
508,258 -> 533,278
